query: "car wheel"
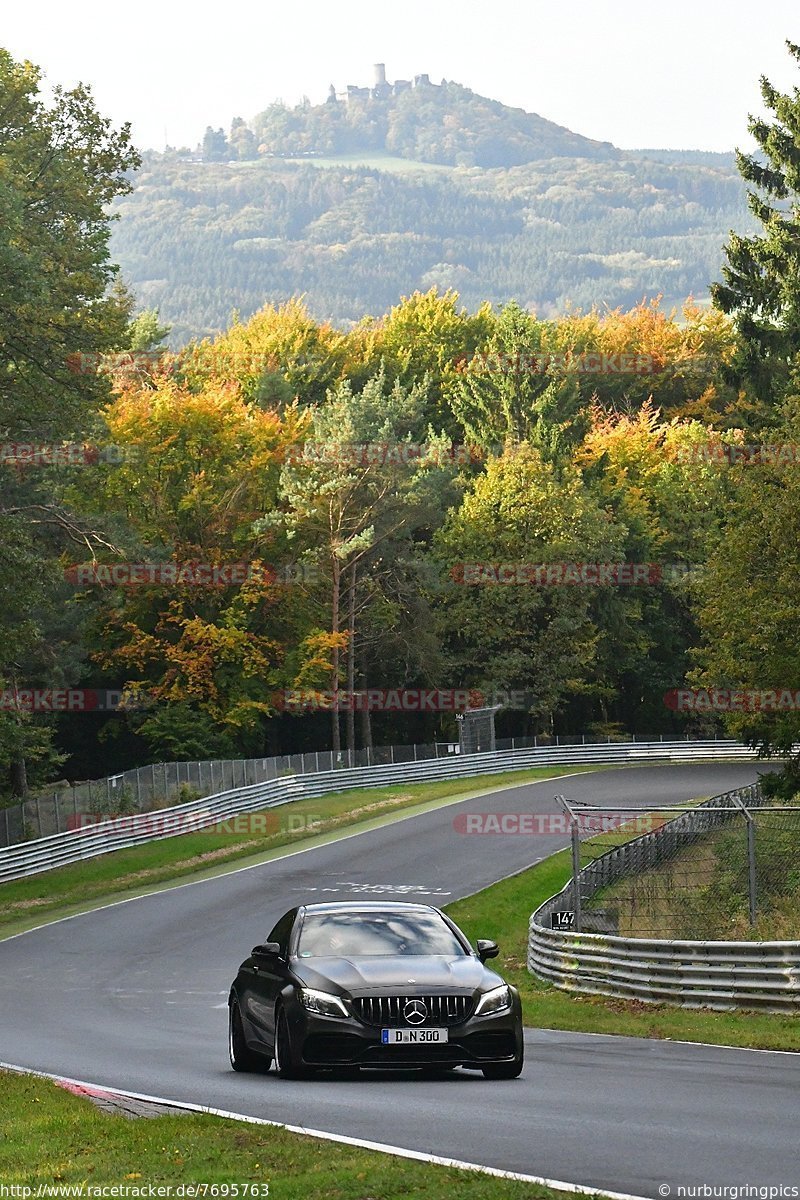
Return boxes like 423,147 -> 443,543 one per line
481,1046 -> 524,1080
274,1006 -> 311,1079
229,999 -> 271,1073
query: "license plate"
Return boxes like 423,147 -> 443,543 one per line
381,1027 -> 449,1044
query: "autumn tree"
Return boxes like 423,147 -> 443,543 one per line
576,404 -> 732,730
260,369 -> 458,752
433,444 -> 623,730
71,378 -> 307,758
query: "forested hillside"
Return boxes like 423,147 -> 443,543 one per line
111,152 -> 752,345
245,80 -> 618,167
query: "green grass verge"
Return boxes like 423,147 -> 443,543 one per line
0,766 -> 601,941
0,1069 -> 600,1197
446,850 -> 800,1051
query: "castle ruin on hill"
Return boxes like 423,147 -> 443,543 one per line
328,64 -> 439,105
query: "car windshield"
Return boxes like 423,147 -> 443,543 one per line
296,911 -> 469,958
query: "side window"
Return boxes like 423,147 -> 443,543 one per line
267,910 -> 296,957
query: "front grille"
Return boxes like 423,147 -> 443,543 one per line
353,994 -> 474,1027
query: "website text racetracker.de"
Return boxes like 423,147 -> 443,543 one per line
0,1186 -> 268,1199
273,688 -> 485,712
0,689 -> 135,713
453,812 -> 667,835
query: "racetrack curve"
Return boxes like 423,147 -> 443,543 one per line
1,763 -> 797,1198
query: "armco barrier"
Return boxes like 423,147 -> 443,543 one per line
0,740 -> 766,884
527,784 -> 800,1013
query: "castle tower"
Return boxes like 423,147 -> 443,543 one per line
373,63 -> 387,87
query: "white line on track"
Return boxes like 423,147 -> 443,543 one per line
0,1059 -> 653,1200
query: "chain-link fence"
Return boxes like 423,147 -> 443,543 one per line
0,742 -> 461,847
559,787 -> 800,940
0,730 -> 742,850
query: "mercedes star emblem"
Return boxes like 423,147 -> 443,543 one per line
403,998 -> 428,1025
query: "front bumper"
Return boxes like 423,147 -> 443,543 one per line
286,994 -> 523,1069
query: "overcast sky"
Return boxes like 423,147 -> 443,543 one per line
3,0 -> 800,154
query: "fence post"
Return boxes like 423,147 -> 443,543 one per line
571,818 -> 582,934
747,817 -> 757,927
731,792 -> 758,928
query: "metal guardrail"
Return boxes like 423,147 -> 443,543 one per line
528,784 -> 800,1013
0,739 -> 764,884
1,731 -> 742,847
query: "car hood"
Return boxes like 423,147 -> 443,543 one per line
289,955 -> 501,995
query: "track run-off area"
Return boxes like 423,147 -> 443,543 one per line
1,763 -> 798,1199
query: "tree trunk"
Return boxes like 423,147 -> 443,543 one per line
331,553 -> 341,754
9,673 -> 28,798
358,650 -> 373,750
10,752 -> 28,799
346,561 -> 357,756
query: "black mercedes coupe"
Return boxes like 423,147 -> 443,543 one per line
228,901 -> 524,1079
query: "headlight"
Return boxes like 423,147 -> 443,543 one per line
474,984 -> 511,1016
299,988 -> 349,1018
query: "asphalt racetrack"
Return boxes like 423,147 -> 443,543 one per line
1,763 -> 797,1198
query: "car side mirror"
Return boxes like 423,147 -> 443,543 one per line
477,938 -> 499,962
251,941 -> 281,957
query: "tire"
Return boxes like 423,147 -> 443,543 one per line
274,1006 -> 311,1080
229,999 -> 271,1073
481,1046 -> 524,1080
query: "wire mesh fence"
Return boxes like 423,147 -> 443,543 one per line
559,786 -> 800,940
0,742 -> 459,847
0,730 -> 748,849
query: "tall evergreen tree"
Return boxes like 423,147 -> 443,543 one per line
711,41 -> 800,409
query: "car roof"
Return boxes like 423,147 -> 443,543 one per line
297,901 -> 440,915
